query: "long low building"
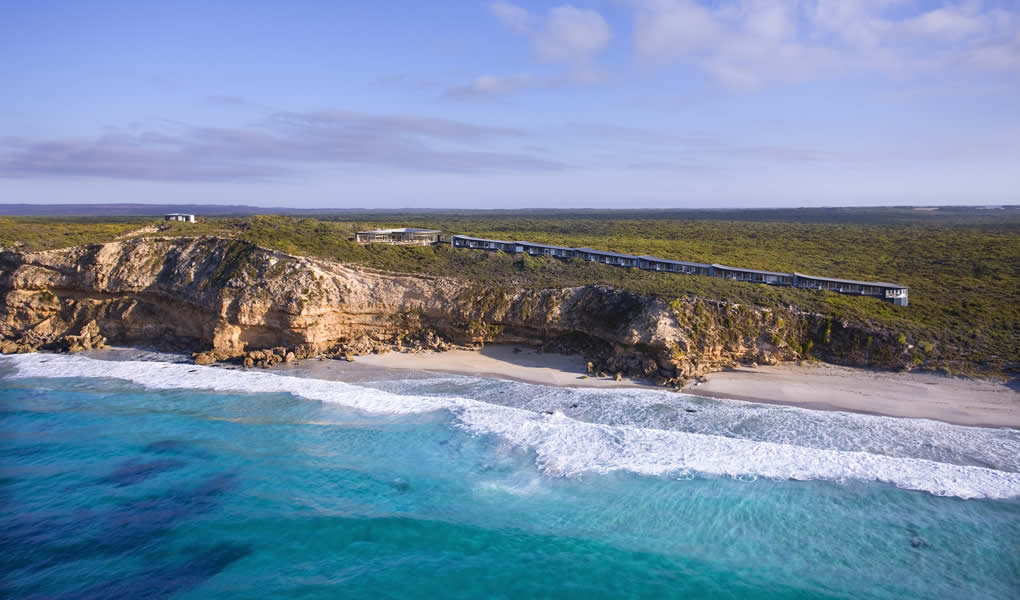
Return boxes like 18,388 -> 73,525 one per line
450,234 -> 908,305
713,264 -> 794,286
356,228 -> 441,245
793,272 -> 909,304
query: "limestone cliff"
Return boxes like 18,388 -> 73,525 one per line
0,237 -> 911,382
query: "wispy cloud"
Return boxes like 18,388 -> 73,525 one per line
461,3 -> 613,99
534,5 -> 613,62
443,73 -> 537,99
490,1 -> 532,33
0,109 -> 568,182
491,2 -> 612,62
626,160 -> 713,172
442,69 -> 606,100
631,0 -> 1020,89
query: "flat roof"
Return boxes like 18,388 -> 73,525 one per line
713,264 -> 793,277
794,272 -> 907,289
358,228 -> 441,234
639,255 -> 712,268
454,236 -> 575,251
452,234 -> 516,244
575,248 -> 640,260
516,241 -> 576,251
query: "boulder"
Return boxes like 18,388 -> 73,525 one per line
193,352 -> 216,365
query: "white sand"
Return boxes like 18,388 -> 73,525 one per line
354,345 -> 650,389
355,345 -> 1020,428
689,363 -> 1020,428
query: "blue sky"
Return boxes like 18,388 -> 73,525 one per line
1,0 -> 1018,208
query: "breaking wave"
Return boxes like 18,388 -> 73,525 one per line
5,354 -> 1020,500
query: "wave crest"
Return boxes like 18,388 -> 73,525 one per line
5,354 -> 1019,500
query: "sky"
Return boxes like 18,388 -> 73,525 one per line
1,0 -> 1018,209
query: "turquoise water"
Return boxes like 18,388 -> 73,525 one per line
2,354 -> 1018,599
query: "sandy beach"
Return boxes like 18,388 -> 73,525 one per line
82,344 -> 1020,428
354,345 -> 647,389
691,363 -> 1020,428
355,345 -> 1020,428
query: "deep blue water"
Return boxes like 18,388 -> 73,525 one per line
2,354 -> 1018,599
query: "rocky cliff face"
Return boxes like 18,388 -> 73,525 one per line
0,237 -> 910,383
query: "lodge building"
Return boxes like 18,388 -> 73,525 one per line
355,228 -> 442,245
450,234 -> 909,306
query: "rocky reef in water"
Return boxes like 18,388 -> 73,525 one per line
0,237 -> 913,385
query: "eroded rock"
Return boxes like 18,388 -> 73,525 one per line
0,237 -> 908,379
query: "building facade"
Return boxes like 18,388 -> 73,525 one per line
449,234 -> 909,305
355,228 -> 442,245
164,214 -> 196,223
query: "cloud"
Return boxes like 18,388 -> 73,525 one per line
626,160 -> 711,172
455,3 -> 612,100
633,0 -> 718,60
0,136 -> 286,181
631,0 -> 1020,89
490,1 -> 531,33
444,73 -> 536,99
966,31 -> 1020,69
903,5 -> 986,39
534,5 -> 612,61
441,69 -> 607,100
265,110 -> 523,141
633,0 -> 837,89
490,2 -> 612,62
0,109 -> 568,182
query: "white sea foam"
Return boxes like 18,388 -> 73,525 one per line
370,374 -> 1020,473
5,354 -> 1020,500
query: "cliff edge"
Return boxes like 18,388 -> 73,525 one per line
0,236 -> 912,383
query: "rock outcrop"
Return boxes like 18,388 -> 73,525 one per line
0,237 -> 912,383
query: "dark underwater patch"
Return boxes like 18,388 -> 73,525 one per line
98,458 -> 186,487
141,439 -> 213,460
52,542 -> 253,600
1,472 -> 247,600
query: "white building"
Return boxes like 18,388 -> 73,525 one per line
164,213 -> 196,223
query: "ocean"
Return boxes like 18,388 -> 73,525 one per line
2,353 -> 1018,599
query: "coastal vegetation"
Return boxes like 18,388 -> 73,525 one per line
1,208 -> 1017,374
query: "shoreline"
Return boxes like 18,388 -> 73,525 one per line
11,344 -> 1018,429
354,345 -> 653,389
353,345 -> 1020,428
687,363 -> 1020,429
